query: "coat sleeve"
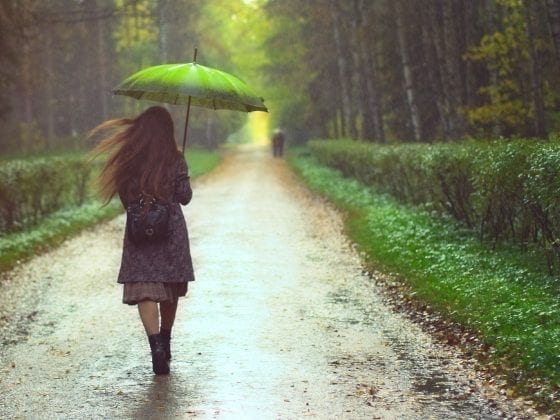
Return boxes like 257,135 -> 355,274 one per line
174,158 -> 193,205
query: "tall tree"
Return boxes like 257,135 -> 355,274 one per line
394,0 -> 422,141
0,1 -> 23,119
352,0 -> 384,142
524,0 -> 546,137
546,0 -> 560,61
93,0 -> 113,122
442,0 -> 466,138
157,0 -> 172,62
420,3 -> 448,139
329,0 -> 356,139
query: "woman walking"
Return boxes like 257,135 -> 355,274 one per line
90,106 -> 194,375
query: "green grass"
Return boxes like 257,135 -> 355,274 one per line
288,148 -> 560,411
0,201 -> 122,271
0,148 -> 222,273
185,148 -> 222,178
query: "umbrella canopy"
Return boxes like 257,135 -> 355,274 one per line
113,63 -> 267,113
113,51 -> 267,153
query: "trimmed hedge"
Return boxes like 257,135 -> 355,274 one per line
309,139 -> 560,272
0,148 -> 223,273
0,156 -> 95,233
0,148 -> 221,235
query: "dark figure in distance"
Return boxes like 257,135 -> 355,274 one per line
272,128 -> 285,157
90,106 -> 194,375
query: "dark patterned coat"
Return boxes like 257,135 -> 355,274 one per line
117,157 -> 194,284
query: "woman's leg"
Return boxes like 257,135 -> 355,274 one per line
160,300 -> 179,330
160,300 -> 178,360
137,300 -> 159,335
138,300 -> 169,374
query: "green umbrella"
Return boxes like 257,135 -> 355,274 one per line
113,49 -> 267,153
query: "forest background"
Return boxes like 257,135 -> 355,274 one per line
3,0 -> 560,154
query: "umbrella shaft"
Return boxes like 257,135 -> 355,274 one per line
182,95 -> 192,155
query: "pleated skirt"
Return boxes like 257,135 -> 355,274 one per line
122,282 -> 188,305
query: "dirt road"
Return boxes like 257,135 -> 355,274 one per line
0,146 -> 538,419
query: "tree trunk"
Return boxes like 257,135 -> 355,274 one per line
546,0 -> 560,61
330,0 -> 355,139
21,42 -> 33,128
394,0 -> 422,141
95,0 -> 109,121
442,0 -> 464,139
353,0 -> 384,142
350,0 -> 366,140
525,0 -> 547,137
420,4 -> 447,139
18,2 -> 34,130
463,0 -> 481,109
44,27 -> 55,144
429,2 -> 455,139
364,46 -> 385,142
157,0 -> 171,62
484,0 -> 503,136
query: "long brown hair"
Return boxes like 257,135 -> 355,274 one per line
89,106 -> 181,204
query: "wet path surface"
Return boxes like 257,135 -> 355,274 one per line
0,146 -> 538,419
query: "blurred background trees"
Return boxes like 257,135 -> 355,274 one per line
263,0 -> 560,144
2,0 -> 560,154
0,0 -> 263,154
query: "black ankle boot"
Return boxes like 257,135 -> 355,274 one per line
148,334 -> 169,375
160,328 -> 172,361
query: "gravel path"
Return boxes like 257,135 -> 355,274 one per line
0,146 -> 540,419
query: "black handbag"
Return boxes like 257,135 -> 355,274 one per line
126,194 -> 171,244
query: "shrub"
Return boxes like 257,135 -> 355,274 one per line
0,156 -> 98,234
308,139 -> 560,272
524,145 -> 560,272
471,141 -> 537,243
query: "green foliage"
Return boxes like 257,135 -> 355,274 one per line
0,156 -> 96,233
261,0 -> 317,141
289,149 -> 560,410
523,145 -> 560,271
466,85 -> 530,133
185,148 -> 223,178
6,0 -> 560,151
471,141 -> 537,243
199,0 -> 268,77
113,0 -> 159,73
309,140 -> 477,222
308,139 -> 560,273
465,0 -> 547,136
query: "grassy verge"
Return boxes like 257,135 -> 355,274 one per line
0,201 -> 122,271
0,148 -> 222,273
186,148 -> 222,178
288,149 -> 559,412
